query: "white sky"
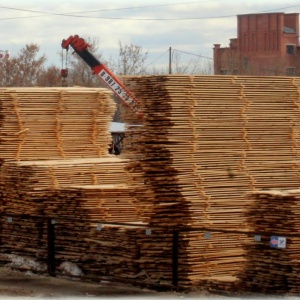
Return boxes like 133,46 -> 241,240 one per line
0,0 -> 299,71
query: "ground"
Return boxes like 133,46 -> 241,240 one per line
0,267 -> 287,299
0,267 -> 161,298
0,266 -> 216,299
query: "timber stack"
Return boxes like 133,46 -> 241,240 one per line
1,76 -> 300,293
122,75 -> 300,289
238,189 -> 300,295
0,87 -> 115,160
0,87 -> 141,272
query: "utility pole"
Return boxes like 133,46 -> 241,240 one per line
169,47 -> 172,74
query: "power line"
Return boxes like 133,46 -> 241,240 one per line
0,2 -> 299,21
0,15 -> 42,20
145,48 -> 170,70
0,0 -> 218,20
66,0 -> 219,14
173,49 -> 213,60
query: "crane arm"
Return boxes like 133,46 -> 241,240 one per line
61,35 -> 142,117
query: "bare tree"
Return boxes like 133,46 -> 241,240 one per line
111,41 -> 148,75
36,65 -> 61,87
0,44 -> 46,87
106,41 -> 149,121
0,56 -> 12,87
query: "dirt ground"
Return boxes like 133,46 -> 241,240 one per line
0,267 -> 287,299
0,267 -> 161,298
0,266 -> 216,299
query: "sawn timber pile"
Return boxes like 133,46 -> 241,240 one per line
2,78 -> 300,292
0,88 -> 143,275
0,87 -> 115,160
238,189 -> 300,295
122,75 -> 300,229
0,157 -> 137,219
121,74 -> 300,289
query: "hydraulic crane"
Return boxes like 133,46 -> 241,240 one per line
61,35 -> 142,118
61,35 -> 143,155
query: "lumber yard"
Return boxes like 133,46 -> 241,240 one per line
0,34 -> 300,297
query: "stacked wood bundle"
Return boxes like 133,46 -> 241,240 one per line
0,87 -> 148,282
0,157 -> 131,213
0,157 -> 140,262
0,87 -> 115,160
122,75 -> 300,229
0,216 -> 46,262
3,76 -> 300,291
4,157 -> 129,184
177,231 -> 248,290
238,189 -> 300,294
137,228 -> 173,286
42,183 -> 139,267
121,75 -> 300,289
45,184 -> 139,222
82,225 -> 144,282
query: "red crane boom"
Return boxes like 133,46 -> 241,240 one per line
61,35 -> 142,118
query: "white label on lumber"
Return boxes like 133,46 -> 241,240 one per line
270,236 -> 286,249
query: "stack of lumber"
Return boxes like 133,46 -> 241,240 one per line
0,87 -> 148,282
0,157 -> 140,262
121,75 -> 300,289
0,215 -> 46,261
3,156 -> 129,183
122,75 -> 300,229
137,228 -> 174,286
0,87 -> 115,160
41,183 -> 140,266
4,76 -> 300,291
177,231 -> 248,290
238,189 -> 300,294
0,157 -> 131,213
82,225 -> 144,282
45,184 -> 139,222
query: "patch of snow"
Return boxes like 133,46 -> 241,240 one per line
4,254 -> 47,272
58,261 -> 83,277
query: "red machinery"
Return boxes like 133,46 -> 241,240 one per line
61,35 -> 141,117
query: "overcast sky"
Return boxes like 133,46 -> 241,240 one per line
0,0 -> 299,71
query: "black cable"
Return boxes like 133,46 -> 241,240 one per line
144,48 -> 170,70
0,2 -> 299,21
65,0 -> 219,14
173,49 -> 213,60
0,0 -> 218,20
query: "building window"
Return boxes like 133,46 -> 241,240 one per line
233,69 -> 238,75
220,69 -> 228,75
243,57 -> 249,70
286,67 -> 295,76
286,45 -> 295,54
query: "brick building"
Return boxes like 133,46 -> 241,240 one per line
213,12 -> 300,76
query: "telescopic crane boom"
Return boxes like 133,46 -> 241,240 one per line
61,35 -> 142,118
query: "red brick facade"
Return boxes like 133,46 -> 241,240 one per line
213,12 -> 300,76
